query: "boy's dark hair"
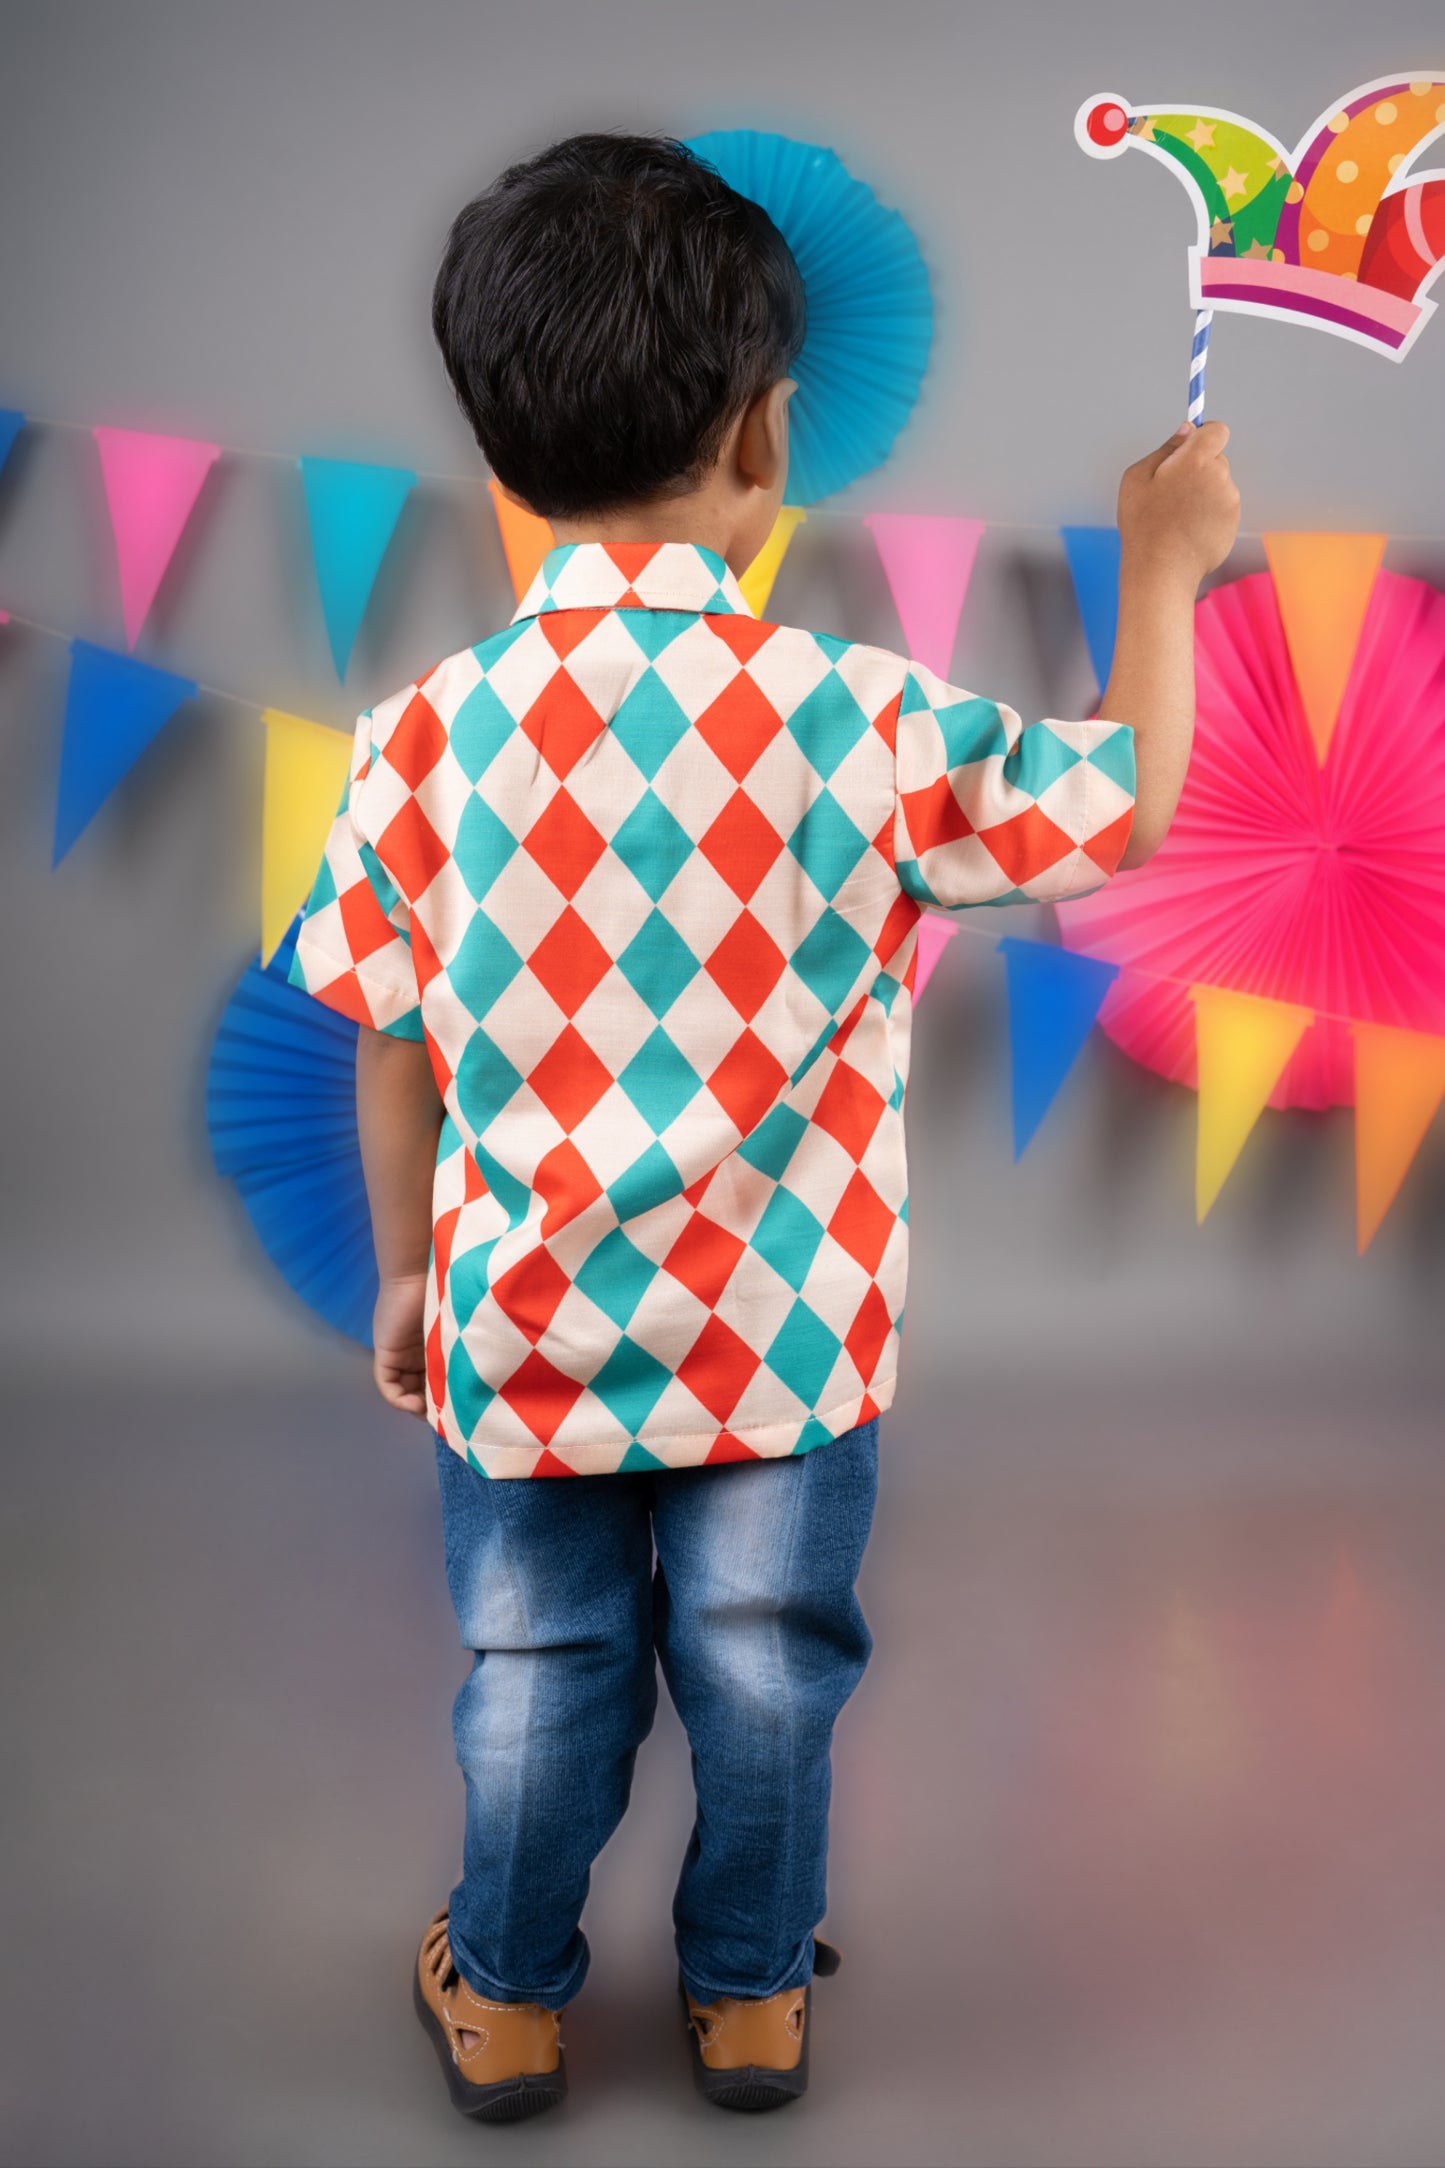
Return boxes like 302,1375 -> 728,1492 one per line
431,133 -> 806,520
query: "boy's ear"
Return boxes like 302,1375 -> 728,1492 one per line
737,378 -> 796,493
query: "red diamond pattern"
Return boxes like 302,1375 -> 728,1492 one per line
287,541 -> 1135,1476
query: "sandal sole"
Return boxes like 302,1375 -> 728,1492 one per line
412,1964 -> 567,2123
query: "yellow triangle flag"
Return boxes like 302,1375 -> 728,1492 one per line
739,507 -> 806,617
1191,985 -> 1313,1220
260,708 -> 353,966
1352,1022 -> 1445,1252
488,479 -> 554,603
1262,532 -> 1386,765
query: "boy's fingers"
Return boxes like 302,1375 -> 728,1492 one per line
1143,423 -> 1193,474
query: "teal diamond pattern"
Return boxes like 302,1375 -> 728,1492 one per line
790,909 -> 872,1011
610,668 -> 693,780
764,1297 -> 843,1405
590,1334 -> 673,1432
450,913 -> 524,1022
451,677 -> 517,783
1087,724 -> 1136,792
738,1102 -> 808,1180
784,672 -> 871,780
786,788 -> 870,898
456,1026 -> 524,1128
574,1226 -> 658,1329
618,1026 -> 703,1132
612,789 -> 693,902
752,1187 -> 827,1290
606,1140 -> 681,1221
454,793 -> 519,903
618,909 -> 700,1016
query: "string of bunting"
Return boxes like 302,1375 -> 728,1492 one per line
1,405 -> 1441,1251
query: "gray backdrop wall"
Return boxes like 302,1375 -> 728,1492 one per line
3,0 -> 1443,1412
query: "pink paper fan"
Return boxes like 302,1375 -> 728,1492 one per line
1056,568 -> 1445,1110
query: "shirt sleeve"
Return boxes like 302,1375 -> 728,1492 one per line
285,707 -> 425,1039
893,660 -> 1136,908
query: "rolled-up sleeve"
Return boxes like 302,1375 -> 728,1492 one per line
285,707 -> 425,1038
893,661 -> 1136,907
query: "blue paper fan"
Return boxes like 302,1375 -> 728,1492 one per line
685,128 -> 933,504
206,912 -> 376,1346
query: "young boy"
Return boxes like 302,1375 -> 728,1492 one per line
287,133 -> 1238,2123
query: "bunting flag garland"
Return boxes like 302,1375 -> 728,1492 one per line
1191,986 -> 1313,1219
1060,525 -> 1121,689
259,709 -> 352,966
53,640 -> 198,865
487,479 -> 554,603
9,393 -> 1445,1249
91,426 -> 221,648
739,506 -> 806,615
999,938 -> 1120,1157
1262,531 -> 1387,764
298,456 -> 417,677
864,512 -> 983,680
1352,1022 -> 1445,1252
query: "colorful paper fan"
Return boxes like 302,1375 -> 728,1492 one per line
206,911 -> 375,1343
1056,568 -> 1445,1110
684,128 -> 933,503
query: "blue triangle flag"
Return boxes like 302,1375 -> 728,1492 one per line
299,456 -> 417,676
54,639 -> 198,864
1060,525 -> 1121,690
998,937 -> 1119,1157
0,410 -> 24,477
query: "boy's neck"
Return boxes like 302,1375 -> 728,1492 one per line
549,494 -> 757,576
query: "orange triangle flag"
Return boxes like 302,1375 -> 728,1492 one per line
1352,1022 -> 1445,1252
1262,532 -> 1385,765
1191,985 -> 1313,1220
488,479 -> 554,603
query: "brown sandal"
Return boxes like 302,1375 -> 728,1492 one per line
412,1908 -> 567,2123
681,1937 -> 841,2112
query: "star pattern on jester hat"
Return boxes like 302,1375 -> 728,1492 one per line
1185,119 -> 1215,150
1243,237 -> 1273,259
1221,167 -> 1250,200
1209,216 -> 1234,248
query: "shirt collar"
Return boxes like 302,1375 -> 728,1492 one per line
510,540 -> 753,623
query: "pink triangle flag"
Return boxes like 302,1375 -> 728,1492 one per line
92,426 -> 221,647
913,910 -> 959,999
863,514 -> 984,682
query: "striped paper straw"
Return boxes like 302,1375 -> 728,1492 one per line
1187,308 -> 1213,425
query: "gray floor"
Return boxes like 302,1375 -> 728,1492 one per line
7,1366 -> 1445,2167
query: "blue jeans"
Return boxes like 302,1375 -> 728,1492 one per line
432,1419 -> 878,2010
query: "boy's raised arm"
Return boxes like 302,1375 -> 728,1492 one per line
1102,420 -> 1240,867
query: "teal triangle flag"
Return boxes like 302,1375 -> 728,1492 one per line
1060,526 -> 1121,690
998,938 -> 1119,1157
0,410 -> 24,477
54,640 -> 198,864
298,456 -> 417,676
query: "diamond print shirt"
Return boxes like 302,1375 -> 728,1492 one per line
289,542 -> 1135,1477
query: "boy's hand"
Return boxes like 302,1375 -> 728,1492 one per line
372,1271 -> 430,1420
1117,421 -> 1240,587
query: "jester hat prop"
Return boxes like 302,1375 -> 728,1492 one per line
1077,77 -> 1445,358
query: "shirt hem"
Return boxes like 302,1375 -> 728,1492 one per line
436,1372 -> 898,1479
